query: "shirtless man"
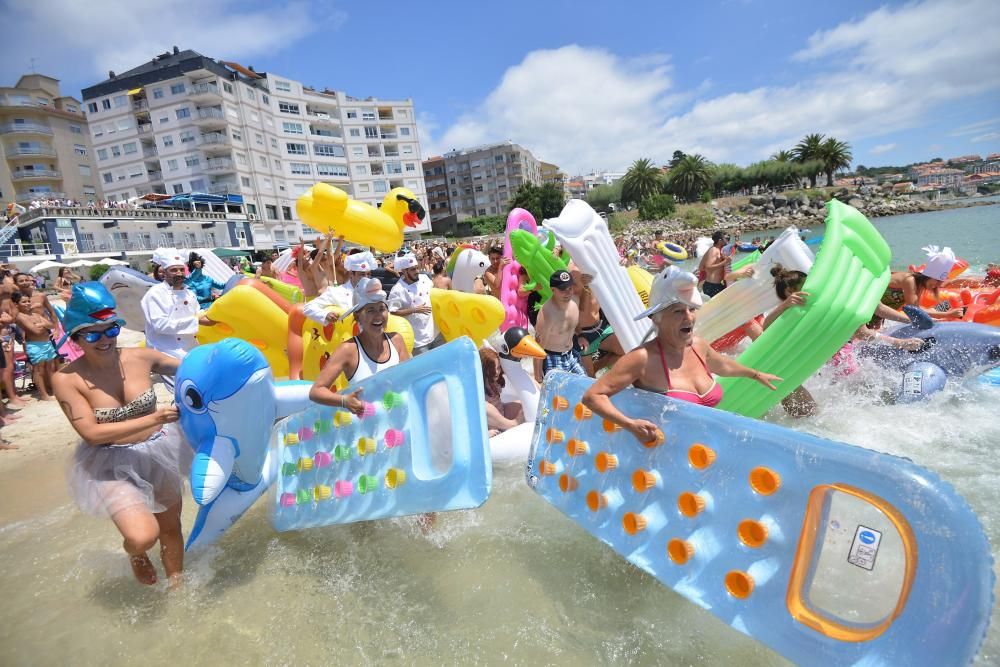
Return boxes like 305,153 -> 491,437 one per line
483,246 -> 506,297
572,268 -> 625,376
0,268 -> 25,408
534,270 -> 587,381
294,239 -> 321,299
14,272 -> 59,326
698,231 -> 730,298
255,256 -> 278,280
13,292 -> 57,400
431,261 -> 451,290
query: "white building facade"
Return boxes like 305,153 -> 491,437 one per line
81,49 -> 429,248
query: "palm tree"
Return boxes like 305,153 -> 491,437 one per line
820,137 -> 853,187
667,154 -> 715,201
621,158 -> 663,206
770,149 -> 793,162
792,133 -> 825,187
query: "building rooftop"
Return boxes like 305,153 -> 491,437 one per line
81,48 -> 247,100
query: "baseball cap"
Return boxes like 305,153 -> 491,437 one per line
341,277 -> 388,319
634,266 -> 703,320
549,270 -> 574,289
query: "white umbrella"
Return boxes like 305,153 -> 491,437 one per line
97,257 -> 128,265
67,259 -> 96,268
28,259 -> 68,273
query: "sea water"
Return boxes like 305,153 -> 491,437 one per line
0,204 -> 997,666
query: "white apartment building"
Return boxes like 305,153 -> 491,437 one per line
81,48 -> 429,248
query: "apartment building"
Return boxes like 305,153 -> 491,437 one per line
81,48 -> 429,248
0,74 -> 101,205
423,156 -> 451,224
540,161 -> 568,198
431,141 -> 541,219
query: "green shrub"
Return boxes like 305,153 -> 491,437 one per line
700,190 -> 713,203
607,212 -> 630,234
637,194 -> 677,221
88,263 -> 111,281
466,215 -> 506,236
680,207 -> 714,229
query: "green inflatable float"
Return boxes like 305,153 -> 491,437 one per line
730,249 -> 760,272
718,200 -> 890,418
510,229 -> 569,307
244,272 -> 305,304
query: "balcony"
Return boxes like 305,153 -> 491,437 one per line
208,182 -> 238,195
137,123 -> 154,136
147,170 -> 163,182
307,111 -> 337,125
310,127 -> 342,139
194,107 -> 226,126
0,242 -> 52,257
5,145 -> 56,157
188,82 -> 222,99
142,146 -> 159,159
15,191 -> 66,202
204,157 -> 235,173
378,109 -> 394,121
132,99 -> 148,112
380,132 -> 397,140
199,132 -> 231,151
384,149 -> 400,157
0,122 -> 54,136
11,170 -> 61,181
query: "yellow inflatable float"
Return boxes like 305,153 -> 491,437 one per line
198,282 -> 292,376
627,265 -> 654,306
296,183 -> 425,253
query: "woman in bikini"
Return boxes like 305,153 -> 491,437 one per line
584,266 -> 781,444
871,245 -> 963,327
52,283 -> 190,587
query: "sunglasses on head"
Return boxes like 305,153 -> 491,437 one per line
78,324 -> 121,344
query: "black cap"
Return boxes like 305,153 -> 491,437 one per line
550,270 -> 574,289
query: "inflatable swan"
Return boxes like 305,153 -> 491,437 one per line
494,327 -> 545,423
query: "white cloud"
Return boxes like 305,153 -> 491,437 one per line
0,0 -> 344,88
870,143 -> 897,155
949,117 -> 1000,137
971,132 -> 1000,143
425,0 -> 1000,174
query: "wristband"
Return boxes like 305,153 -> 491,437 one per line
340,395 -> 346,409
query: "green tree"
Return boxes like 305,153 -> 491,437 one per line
637,194 -> 676,221
819,137 -> 853,186
668,150 -> 687,168
89,263 -> 111,281
621,158 -> 664,207
792,133 -> 826,187
509,182 -> 565,222
466,215 -> 506,236
770,149 -> 794,162
666,154 -> 714,201
586,180 -> 622,213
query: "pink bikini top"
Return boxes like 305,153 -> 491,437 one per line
657,340 -> 724,408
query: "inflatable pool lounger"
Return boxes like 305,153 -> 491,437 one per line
526,372 -> 994,666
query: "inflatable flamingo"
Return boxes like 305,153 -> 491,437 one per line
499,208 -> 537,331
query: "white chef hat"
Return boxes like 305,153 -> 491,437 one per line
920,245 -> 957,281
152,247 -> 185,269
395,252 -> 418,270
344,251 -> 376,272
341,277 -> 387,319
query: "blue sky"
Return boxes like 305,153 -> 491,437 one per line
3,0 -> 999,174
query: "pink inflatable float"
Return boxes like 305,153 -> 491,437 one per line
499,208 -> 537,331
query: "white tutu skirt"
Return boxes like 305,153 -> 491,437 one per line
68,423 -> 192,517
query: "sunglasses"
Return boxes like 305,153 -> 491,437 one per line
79,324 -> 121,344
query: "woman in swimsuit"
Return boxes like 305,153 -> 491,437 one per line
51,283 -> 190,587
584,266 -> 781,444
871,245 -> 963,327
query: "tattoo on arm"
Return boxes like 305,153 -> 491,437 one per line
59,400 -> 82,423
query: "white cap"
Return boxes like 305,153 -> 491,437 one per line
344,251 -> 376,272
395,252 -> 418,270
920,245 -> 956,281
152,247 -> 185,269
634,266 -> 703,320
341,277 -> 387,319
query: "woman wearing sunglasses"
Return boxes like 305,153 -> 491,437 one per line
51,282 -> 191,587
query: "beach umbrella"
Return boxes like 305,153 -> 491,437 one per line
97,257 -> 128,265
67,259 -> 96,268
28,259 -> 68,273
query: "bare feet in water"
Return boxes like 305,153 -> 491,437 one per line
129,554 -> 158,585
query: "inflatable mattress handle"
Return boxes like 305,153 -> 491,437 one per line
526,372 -> 994,666
272,337 -> 492,530
718,201 -> 891,418
545,200 -> 649,352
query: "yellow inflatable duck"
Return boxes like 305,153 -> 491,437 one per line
296,183 -> 425,253
430,288 -> 505,347
198,282 -> 292,376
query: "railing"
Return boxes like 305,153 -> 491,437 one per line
384,150 -> 399,157
11,170 -> 61,180
137,124 -> 153,135
380,133 -> 397,139
132,99 -> 148,112
205,157 -> 235,172
15,191 -> 66,202
189,82 -> 220,96
15,205 -> 238,226
310,129 -> 342,138
0,98 -> 40,108
147,170 -> 163,181
0,242 -> 52,257
208,183 -> 238,195
0,122 -> 53,135
199,132 -> 230,147
78,237 -> 221,253
378,112 -> 394,120
142,146 -> 158,158
0,219 -> 19,245
196,107 -> 225,121
5,146 -> 56,157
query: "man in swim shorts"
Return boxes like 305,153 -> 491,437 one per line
698,231 -> 730,298
12,291 -> 57,400
535,270 -> 587,380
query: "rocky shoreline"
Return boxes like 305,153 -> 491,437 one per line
636,190 -> 993,245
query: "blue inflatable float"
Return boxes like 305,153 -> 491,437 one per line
525,372 -> 993,666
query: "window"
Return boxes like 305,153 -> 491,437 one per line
364,126 -> 378,139
163,135 -> 174,147
290,162 -> 311,175
176,107 -> 190,119
111,145 -> 121,158
173,184 -> 184,194
170,83 -> 186,95
236,152 -> 248,166
354,164 -> 368,176
102,172 -> 113,184
159,116 -> 169,124
352,146 -> 364,157
190,178 -> 206,191
373,180 -> 387,193
102,99 -> 111,110
282,206 -> 292,220
346,110 -> 357,119
250,111 -> 260,122
87,102 -> 98,113
274,80 -> 291,92
314,144 -> 344,157
120,142 -> 136,155
402,145 -> 413,155
69,124 -> 82,134
398,109 -> 409,119
167,159 -> 178,171
278,102 -> 300,114
286,142 -> 307,155
113,95 -> 127,108
270,138 -> 278,149
358,183 -> 370,193
185,155 -> 200,167
258,155 -> 268,168
405,163 -> 415,172
282,122 -> 303,134
261,177 -> 272,190
244,87 -> 256,101
475,185 -> 483,192
223,82 -> 233,94
74,144 -> 87,156
479,208 -> 487,216
362,111 -> 376,121
227,105 -> 239,119
265,205 -> 277,220
79,165 -> 91,176
400,127 -> 410,136
262,94 -> 269,105
241,176 -> 251,187
231,129 -> 242,141
255,132 -> 263,145
317,164 -> 348,177
179,130 -> 194,144
349,128 -> 360,137
97,148 -> 108,161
